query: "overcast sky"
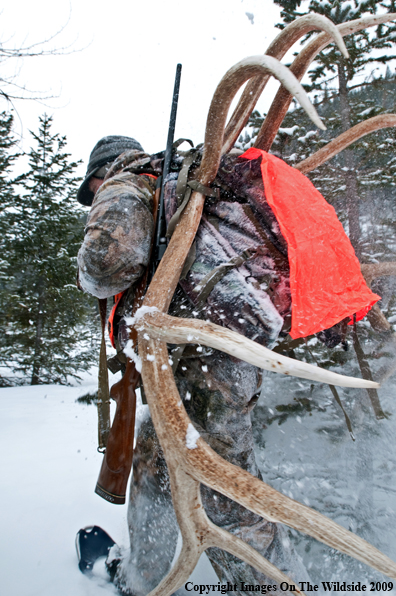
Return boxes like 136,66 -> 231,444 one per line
2,0 -> 292,177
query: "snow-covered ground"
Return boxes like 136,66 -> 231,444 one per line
252,364 -> 396,593
1,359 -> 396,596
0,370 -> 217,596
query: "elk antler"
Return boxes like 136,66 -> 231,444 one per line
132,54 -> 396,596
221,13 -> 349,154
254,13 -> 396,152
295,114 -> 396,174
135,311 -> 396,594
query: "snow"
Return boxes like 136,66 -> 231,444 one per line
245,12 -> 254,25
186,423 -> 200,449
2,356 -> 396,594
125,305 -> 158,329
298,130 -> 318,143
359,107 -> 375,117
0,371 -> 218,595
0,373 -> 124,596
279,125 -> 300,136
123,339 -> 142,373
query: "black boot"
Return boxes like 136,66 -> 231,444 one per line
75,525 -> 116,574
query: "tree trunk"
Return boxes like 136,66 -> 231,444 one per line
338,60 -> 362,260
31,282 -> 45,385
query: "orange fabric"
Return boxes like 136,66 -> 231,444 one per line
241,148 -> 380,339
108,292 -> 125,349
139,173 -> 158,180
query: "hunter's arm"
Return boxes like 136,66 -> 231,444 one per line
77,172 -> 156,299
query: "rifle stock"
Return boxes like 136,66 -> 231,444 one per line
95,361 -> 139,504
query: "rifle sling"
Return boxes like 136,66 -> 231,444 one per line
166,149 -> 219,239
97,298 -> 111,451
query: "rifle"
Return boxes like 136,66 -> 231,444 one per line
95,64 -> 182,504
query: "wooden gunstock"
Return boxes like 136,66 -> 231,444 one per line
95,361 -> 139,504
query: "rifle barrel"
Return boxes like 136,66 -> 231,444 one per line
155,63 -> 182,264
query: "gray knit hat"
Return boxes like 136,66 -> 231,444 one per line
77,135 -> 144,206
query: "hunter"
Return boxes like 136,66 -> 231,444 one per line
76,135 -> 312,595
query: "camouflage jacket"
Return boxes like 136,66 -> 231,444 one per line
77,148 -> 291,349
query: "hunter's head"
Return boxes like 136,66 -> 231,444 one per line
77,135 -> 144,206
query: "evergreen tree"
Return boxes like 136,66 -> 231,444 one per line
0,111 -> 19,236
0,111 -> 20,385
0,114 -> 97,385
273,0 -> 396,258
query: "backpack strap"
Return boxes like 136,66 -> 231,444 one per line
192,248 -> 256,310
166,148 -> 220,239
190,203 -> 290,310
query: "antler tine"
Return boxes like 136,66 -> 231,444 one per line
147,471 -> 203,596
148,541 -> 200,596
222,13 -> 349,154
148,466 -> 305,596
295,114 -> 396,173
133,310 -> 379,389
267,14 -> 348,61
255,13 -> 396,152
361,262 -> 396,286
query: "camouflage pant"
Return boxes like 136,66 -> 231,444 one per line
111,351 -> 309,595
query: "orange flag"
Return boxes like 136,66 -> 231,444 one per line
241,148 -> 379,339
